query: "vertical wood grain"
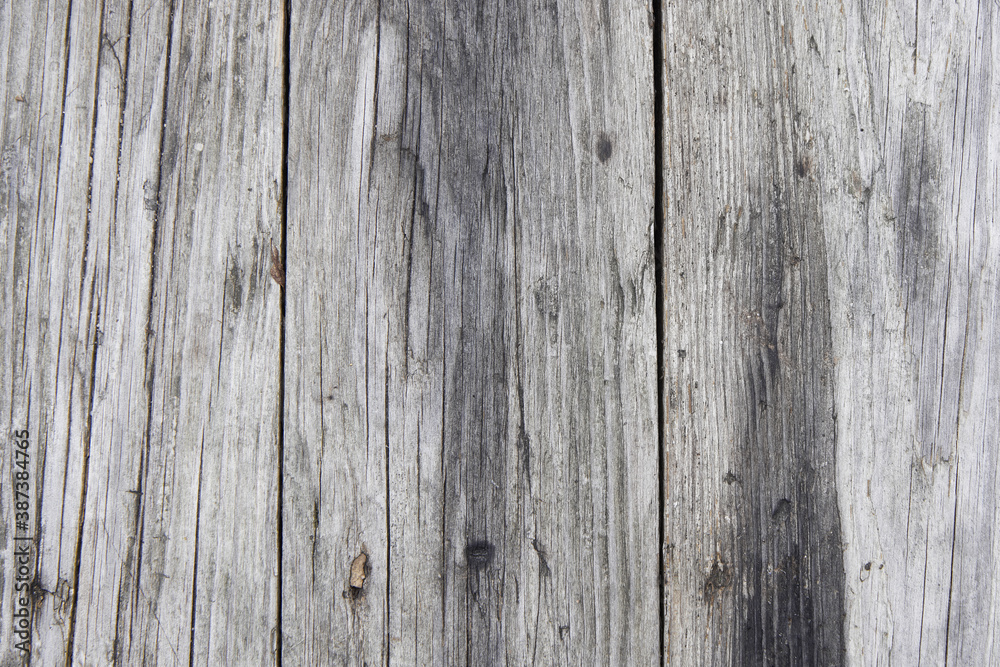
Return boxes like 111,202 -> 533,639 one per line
2,0 -> 285,664
285,0 -> 658,663
282,0 -> 390,661
0,0 -> 87,661
1,0 -> 996,664
660,0 -> 1000,664
828,0 -> 1000,663
660,0 -> 844,663
123,1 -> 285,663
68,0 -> 169,662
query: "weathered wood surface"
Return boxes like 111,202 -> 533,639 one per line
661,0 -> 845,661
0,0 -> 997,665
829,1 -> 999,663
1,0 -> 285,664
660,0 -> 999,664
283,0 -> 657,663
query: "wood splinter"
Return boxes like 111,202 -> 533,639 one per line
269,241 -> 285,288
349,552 -> 368,591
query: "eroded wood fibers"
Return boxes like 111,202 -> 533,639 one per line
661,1 -> 844,663
2,0 -> 997,665
660,0 -> 999,664
284,0 -> 657,663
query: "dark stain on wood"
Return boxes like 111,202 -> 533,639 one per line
807,35 -> 821,57
428,0 -> 516,659
247,235 -> 260,304
465,541 -> 495,570
531,538 -> 551,577
729,139 -> 844,662
596,132 -> 613,163
659,1 -> 846,659
893,100 -> 952,463
757,193 -> 784,380
794,156 -> 811,178
734,167 -> 844,667
894,101 -> 940,274
225,256 -> 243,311
704,555 -> 732,601
771,498 -> 793,523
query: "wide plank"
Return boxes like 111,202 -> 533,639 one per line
285,0 -> 659,663
661,0 -> 845,663
828,1 -> 1000,663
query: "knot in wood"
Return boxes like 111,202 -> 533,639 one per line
465,541 -> 495,570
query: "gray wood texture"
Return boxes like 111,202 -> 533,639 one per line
829,1 -> 999,664
283,0 -> 657,663
661,1 -> 845,663
1,0 -> 284,663
0,0 -> 997,665
660,0 -> 999,664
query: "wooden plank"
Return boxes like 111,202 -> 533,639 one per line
285,0 -> 658,663
117,1 -> 285,664
660,1 -> 845,663
2,0 -> 285,664
68,0 -> 170,662
0,0 -> 86,661
282,0 -> 389,662
28,0 -> 117,663
660,0 -> 1000,664
828,1 -> 1000,663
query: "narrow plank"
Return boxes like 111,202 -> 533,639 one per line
661,0 -> 1000,664
69,0 -> 169,662
286,0 -> 658,664
283,0 -> 389,661
481,1 -> 660,660
826,1 -> 1000,663
26,0 -> 110,663
116,1 -> 285,664
660,0 -> 845,663
0,0 -> 87,661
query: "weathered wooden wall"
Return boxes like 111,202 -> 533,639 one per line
0,0 -> 997,665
